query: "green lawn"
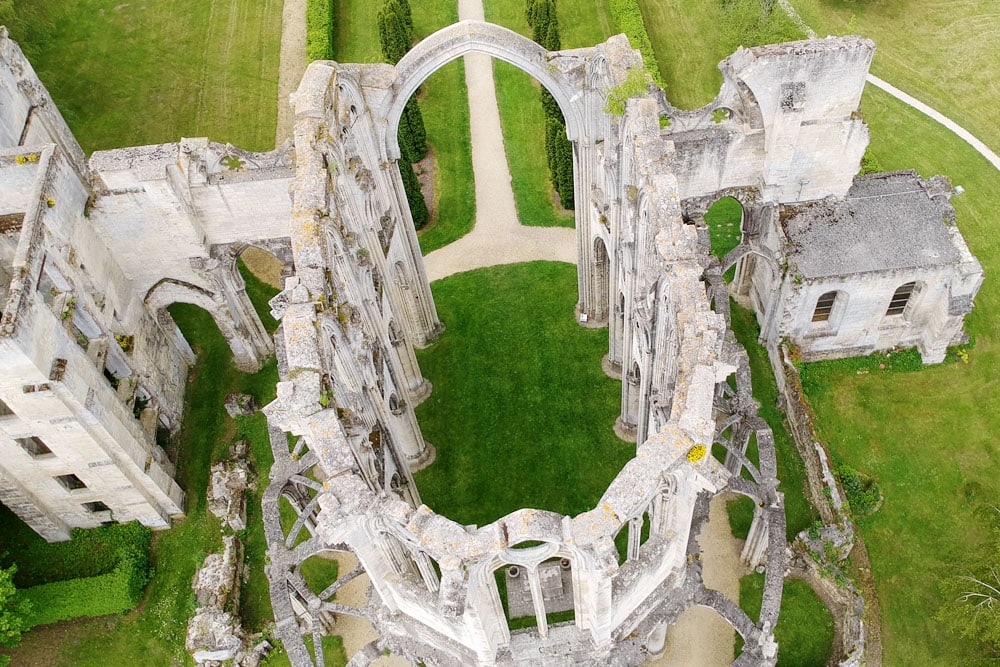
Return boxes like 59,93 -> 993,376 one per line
414,262 -> 632,525
3,266 -> 280,665
636,0 -> 729,109
1,0 -> 282,152
739,574 -> 834,666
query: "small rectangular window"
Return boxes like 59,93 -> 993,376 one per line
16,436 -> 53,458
0,399 -> 13,417
886,282 -> 916,316
55,473 -> 86,492
812,292 -> 837,322
82,501 -> 110,513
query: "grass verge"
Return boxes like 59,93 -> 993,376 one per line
738,573 -> 834,665
414,262 -> 631,525
1,0 -> 281,152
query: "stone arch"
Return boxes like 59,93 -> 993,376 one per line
384,21 -> 585,160
145,278 -> 266,371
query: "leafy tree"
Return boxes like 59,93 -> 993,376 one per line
0,563 -> 28,666
936,507 -> 1000,658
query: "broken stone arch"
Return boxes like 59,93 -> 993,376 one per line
144,277 -> 270,372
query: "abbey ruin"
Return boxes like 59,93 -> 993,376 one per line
0,15 -> 982,667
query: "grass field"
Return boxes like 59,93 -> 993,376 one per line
0,0 -> 282,152
636,0 -> 729,109
739,574 -> 834,665
414,262 -> 632,525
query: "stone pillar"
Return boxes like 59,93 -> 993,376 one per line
627,515 -> 642,561
527,566 -> 549,639
389,165 -> 442,345
607,289 -> 625,376
741,506 -> 769,567
389,320 -> 430,405
645,620 -> 668,657
573,141 -> 597,324
615,363 -> 640,442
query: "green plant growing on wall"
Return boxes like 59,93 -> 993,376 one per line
604,66 -> 652,116
221,155 -> 244,171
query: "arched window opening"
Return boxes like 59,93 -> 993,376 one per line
812,291 -> 838,322
886,282 -> 916,316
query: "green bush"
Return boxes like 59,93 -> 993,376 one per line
20,555 -> 149,628
836,466 -> 881,518
2,520 -> 152,587
306,0 -> 334,61
609,0 -> 666,89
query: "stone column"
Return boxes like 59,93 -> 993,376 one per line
573,141 -> 597,323
741,506 -> 769,567
389,165 -> 442,345
527,566 -> 549,639
389,320 -> 430,405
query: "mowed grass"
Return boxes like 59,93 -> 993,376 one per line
794,83 -> 1000,667
636,0 -> 729,109
2,0 -> 281,152
5,266 -> 281,665
792,0 -> 1000,157
414,262 -> 632,526
484,0 -> 617,228
739,574 -> 834,665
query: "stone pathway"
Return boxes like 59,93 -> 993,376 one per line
420,0 -> 576,282
275,0 -> 307,146
779,0 -> 1000,173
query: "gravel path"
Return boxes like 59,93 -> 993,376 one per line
650,494 -> 748,666
421,0 -> 575,281
274,0 -> 307,146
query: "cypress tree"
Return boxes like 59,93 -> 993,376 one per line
377,0 -> 410,66
403,99 -> 427,161
399,161 -> 429,229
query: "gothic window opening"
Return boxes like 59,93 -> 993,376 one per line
886,282 -> 916,316
812,291 -> 837,322
82,501 -> 110,513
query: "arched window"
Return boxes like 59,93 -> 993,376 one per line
812,291 -> 838,322
886,282 -> 916,316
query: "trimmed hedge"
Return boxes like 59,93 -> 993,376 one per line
306,0 -> 334,61
9,522 -> 152,628
20,556 -> 148,628
609,0 -> 666,89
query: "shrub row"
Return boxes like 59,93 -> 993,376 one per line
608,0 -> 666,89
5,520 -> 151,587
306,0 -> 334,61
20,555 -> 149,628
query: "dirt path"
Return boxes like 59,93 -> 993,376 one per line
648,493 -> 749,667
275,0 -> 307,146
421,0 -> 575,281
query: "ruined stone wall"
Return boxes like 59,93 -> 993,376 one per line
664,37 -> 873,204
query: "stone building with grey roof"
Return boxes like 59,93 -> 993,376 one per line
736,171 -> 983,364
